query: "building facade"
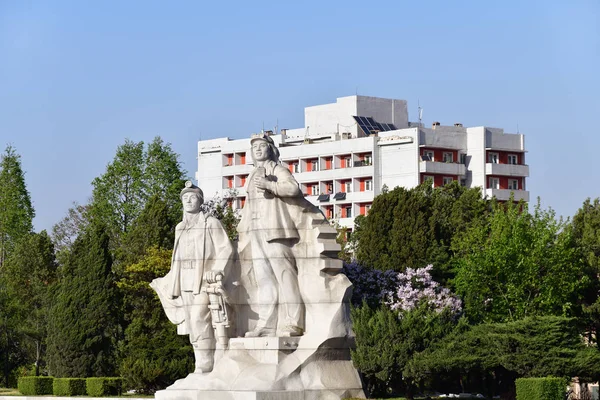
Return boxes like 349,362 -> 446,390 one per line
196,95 -> 529,230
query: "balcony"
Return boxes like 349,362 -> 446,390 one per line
485,163 -> 529,177
419,161 -> 466,176
485,189 -> 530,202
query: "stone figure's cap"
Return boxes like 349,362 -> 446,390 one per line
250,133 -> 280,159
180,180 -> 204,200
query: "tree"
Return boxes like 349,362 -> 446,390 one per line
51,202 -> 91,265
354,181 -> 488,280
351,302 -> 458,398
91,140 -> 145,245
405,316 -> 600,399
2,231 -> 57,376
46,223 -> 118,377
117,247 -> 193,393
452,200 -> 589,324
570,197 -> 600,343
0,145 -> 34,268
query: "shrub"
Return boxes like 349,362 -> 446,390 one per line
53,377 -> 87,396
86,377 -> 123,396
516,377 -> 566,400
17,376 -> 54,395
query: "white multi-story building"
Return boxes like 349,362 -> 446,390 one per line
196,95 -> 529,231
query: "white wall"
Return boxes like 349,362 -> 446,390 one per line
466,127 -> 487,189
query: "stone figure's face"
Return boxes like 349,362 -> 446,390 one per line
252,141 -> 270,162
182,192 -> 202,213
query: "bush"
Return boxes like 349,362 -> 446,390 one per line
53,377 -> 87,396
86,377 -> 123,396
516,377 -> 566,400
17,376 -> 54,395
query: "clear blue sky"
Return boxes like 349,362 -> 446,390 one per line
1,0 -> 598,232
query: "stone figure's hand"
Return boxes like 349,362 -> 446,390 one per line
204,270 -> 223,284
254,176 -> 270,191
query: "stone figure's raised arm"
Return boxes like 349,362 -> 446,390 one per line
265,165 -> 301,198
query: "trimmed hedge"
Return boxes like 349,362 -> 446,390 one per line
53,377 -> 87,396
17,376 -> 54,395
516,377 -> 566,400
86,377 -> 123,396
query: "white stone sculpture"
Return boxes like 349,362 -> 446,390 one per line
150,181 -> 233,373
152,136 -> 365,400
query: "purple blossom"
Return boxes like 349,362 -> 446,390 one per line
385,264 -> 462,317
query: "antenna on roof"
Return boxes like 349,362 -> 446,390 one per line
517,123 -> 520,134
275,118 -> 279,135
418,100 -> 423,127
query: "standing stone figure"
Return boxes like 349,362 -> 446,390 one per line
238,134 -> 304,337
151,181 -> 233,373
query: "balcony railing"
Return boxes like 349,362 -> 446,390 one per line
485,188 -> 530,202
485,163 -> 529,177
419,161 -> 466,176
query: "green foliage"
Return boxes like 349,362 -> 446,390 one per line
354,181 -> 487,280
51,202 -> 91,265
53,377 -> 87,396
85,377 -> 123,396
90,137 -> 186,254
515,377 -> 566,400
570,197 -> 600,343
0,145 -> 34,268
351,302 -> 457,397
2,231 -> 58,376
46,223 -> 118,377
453,200 -> 588,324
117,247 -> 193,393
405,316 -> 600,397
17,376 -> 54,395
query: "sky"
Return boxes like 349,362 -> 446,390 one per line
0,0 -> 599,233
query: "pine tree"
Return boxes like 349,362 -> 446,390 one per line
3,231 -> 57,376
0,145 -> 34,268
46,223 -> 118,377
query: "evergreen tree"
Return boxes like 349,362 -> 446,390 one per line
118,247 -> 193,393
354,181 -> 488,279
3,231 -> 57,376
0,145 -> 34,268
46,223 -> 118,377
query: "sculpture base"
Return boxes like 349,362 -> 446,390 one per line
155,388 -> 365,400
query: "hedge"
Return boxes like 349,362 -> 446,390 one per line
53,377 -> 87,396
516,377 -> 566,400
86,377 -> 123,396
17,376 -> 54,395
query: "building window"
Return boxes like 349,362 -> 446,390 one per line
365,203 -> 372,214
288,161 -> 300,173
443,177 -> 453,185
344,181 -> 352,193
364,154 -> 372,166
225,154 -> 234,166
237,153 -> 246,165
344,205 -> 352,218
489,177 -> 499,189
488,152 -> 499,164
508,154 -> 518,165
460,153 -> 467,165
365,179 -> 373,191
423,150 -> 434,161
324,157 -> 333,170
312,183 -> 320,196
343,156 -> 351,168
460,178 -> 467,186
310,159 -> 319,172
239,175 -> 248,187
325,181 -> 333,193
508,179 -> 519,190
225,176 -> 233,189
443,152 -> 453,163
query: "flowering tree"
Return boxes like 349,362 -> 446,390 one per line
385,264 -> 462,317
342,261 -> 399,307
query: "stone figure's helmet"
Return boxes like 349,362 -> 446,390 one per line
180,180 -> 204,203
250,133 -> 280,163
